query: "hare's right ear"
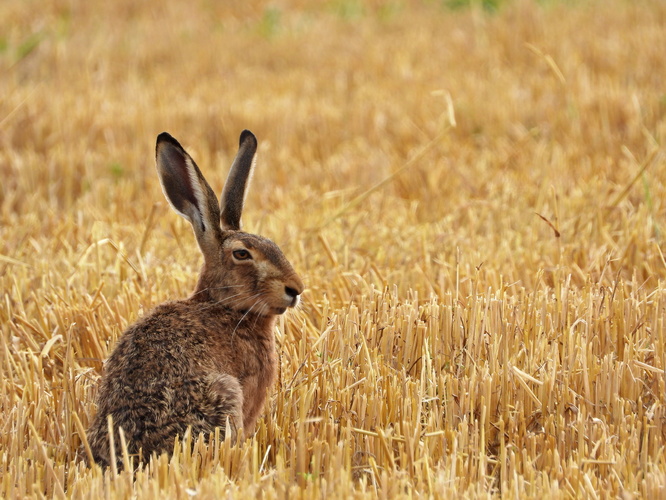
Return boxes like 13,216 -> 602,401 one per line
220,130 -> 258,231
156,132 -> 222,255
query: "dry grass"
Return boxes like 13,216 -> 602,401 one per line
2,0 -> 666,497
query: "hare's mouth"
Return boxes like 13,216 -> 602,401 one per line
270,298 -> 298,315
257,286 -> 301,316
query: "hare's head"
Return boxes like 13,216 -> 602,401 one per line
155,131 -> 303,316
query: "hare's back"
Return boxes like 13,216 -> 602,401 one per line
109,302 -> 221,370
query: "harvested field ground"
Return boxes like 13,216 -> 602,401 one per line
1,0 -> 666,498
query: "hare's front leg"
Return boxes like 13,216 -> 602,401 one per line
207,373 -> 244,439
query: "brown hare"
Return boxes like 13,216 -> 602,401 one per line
85,131 -> 304,468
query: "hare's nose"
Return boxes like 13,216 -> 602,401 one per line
285,286 -> 300,298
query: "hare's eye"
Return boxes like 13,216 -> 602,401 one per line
232,249 -> 252,261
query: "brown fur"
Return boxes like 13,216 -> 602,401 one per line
85,131 -> 303,468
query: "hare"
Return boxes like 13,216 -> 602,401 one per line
85,131 -> 304,468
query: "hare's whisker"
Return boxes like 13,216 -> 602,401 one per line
226,292 -> 263,310
195,292 -> 246,312
225,293 -> 257,306
231,301 -> 259,343
207,292 -> 263,319
191,284 -> 245,298
251,303 -> 268,330
198,290 -> 265,312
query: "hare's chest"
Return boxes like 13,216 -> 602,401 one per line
237,338 -> 278,431
240,337 -> 277,387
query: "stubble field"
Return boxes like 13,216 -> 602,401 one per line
1,0 -> 666,498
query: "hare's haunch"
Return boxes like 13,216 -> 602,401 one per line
85,131 -> 303,468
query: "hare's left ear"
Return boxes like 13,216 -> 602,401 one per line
155,132 -> 223,257
220,130 -> 257,231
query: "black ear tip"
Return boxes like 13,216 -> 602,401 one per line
239,129 -> 257,147
156,132 -> 183,150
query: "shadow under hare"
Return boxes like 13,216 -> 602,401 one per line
85,131 -> 303,468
